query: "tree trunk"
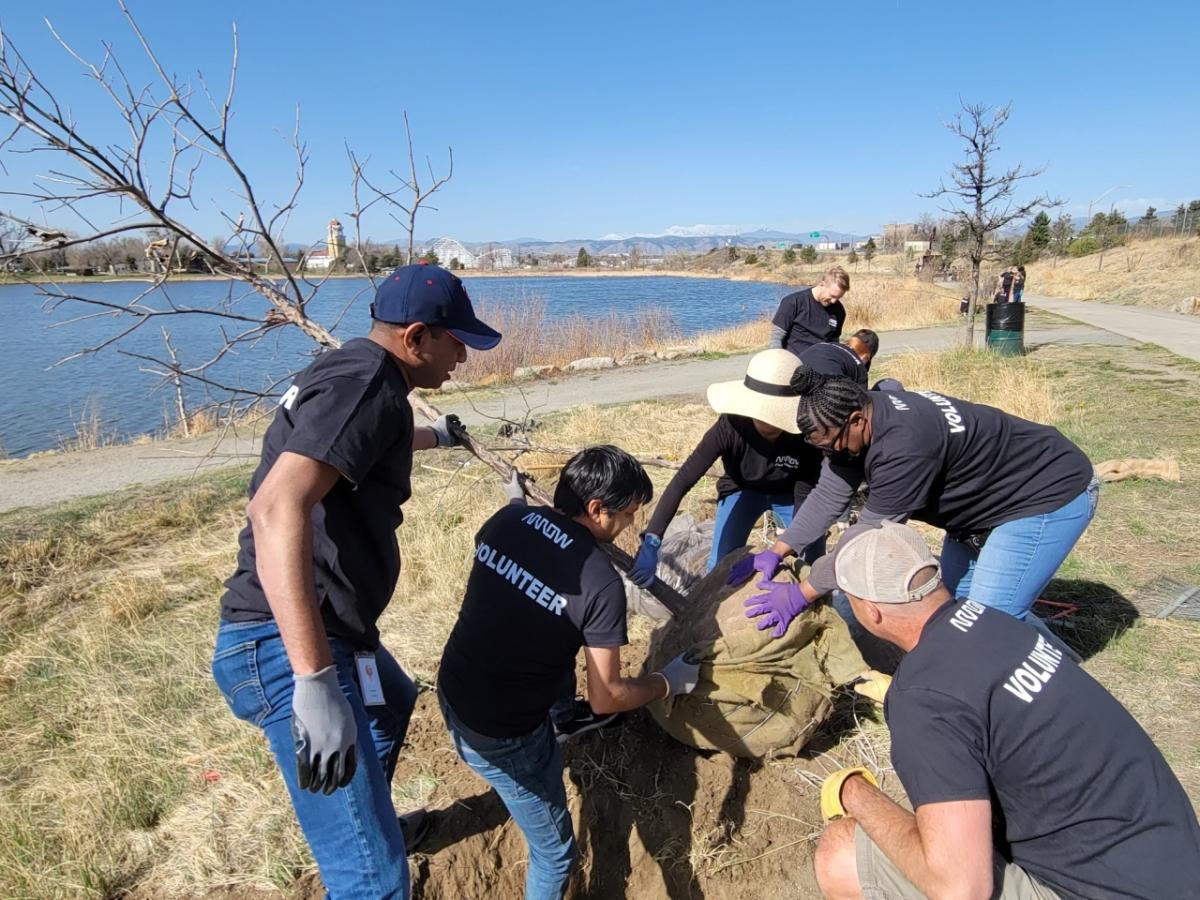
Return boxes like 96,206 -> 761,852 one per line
406,391 -> 688,617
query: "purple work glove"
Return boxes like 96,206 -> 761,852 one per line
726,549 -> 782,586
744,579 -> 810,638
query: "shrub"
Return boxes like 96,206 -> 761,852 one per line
781,248 -> 796,264
1067,235 -> 1099,258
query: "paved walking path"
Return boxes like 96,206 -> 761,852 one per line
0,307 -> 1165,513
1025,293 -> 1200,363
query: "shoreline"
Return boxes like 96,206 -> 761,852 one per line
0,267 -> 801,288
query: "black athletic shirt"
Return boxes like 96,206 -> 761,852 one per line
798,341 -> 868,386
644,414 -> 822,537
220,338 -> 414,649
855,389 -> 1092,535
772,287 -> 846,355
887,598 -> 1200,899
438,502 -> 628,738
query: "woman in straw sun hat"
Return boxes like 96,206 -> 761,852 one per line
629,349 -> 826,586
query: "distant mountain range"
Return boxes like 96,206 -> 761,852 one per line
387,227 -> 867,257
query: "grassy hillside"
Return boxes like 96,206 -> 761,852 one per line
2,343 -> 1198,898
1025,236 -> 1200,311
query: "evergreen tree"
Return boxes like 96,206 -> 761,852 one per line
799,245 -> 818,264
781,247 -> 797,264
1026,211 -> 1051,253
576,247 -> 591,268
1138,206 -> 1157,224
939,227 -> 960,266
863,237 -> 877,270
423,249 -> 440,266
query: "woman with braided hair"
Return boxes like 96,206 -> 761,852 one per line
731,367 -> 1099,642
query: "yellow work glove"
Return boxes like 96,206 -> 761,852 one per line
820,767 -> 878,821
853,670 -> 892,705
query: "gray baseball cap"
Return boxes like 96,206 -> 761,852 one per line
834,521 -> 941,603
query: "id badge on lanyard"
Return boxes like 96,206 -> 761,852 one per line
354,652 -> 387,706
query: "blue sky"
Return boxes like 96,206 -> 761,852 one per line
2,0 -> 1197,243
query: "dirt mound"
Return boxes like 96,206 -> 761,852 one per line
399,686 -> 832,900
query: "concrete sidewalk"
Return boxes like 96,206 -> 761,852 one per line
0,315 -> 1138,513
1026,293 -> 1200,363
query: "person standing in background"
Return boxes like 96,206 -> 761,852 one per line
770,266 -> 850,355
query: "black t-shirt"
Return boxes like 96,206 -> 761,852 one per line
852,390 -> 1093,535
887,599 -> 1200,899
772,288 -> 846,356
798,341 -> 868,387
644,414 -> 823,537
438,502 -> 628,737
220,338 -> 414,649
997,270 -> 1015,300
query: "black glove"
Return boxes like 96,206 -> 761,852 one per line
291,665 -> 358,794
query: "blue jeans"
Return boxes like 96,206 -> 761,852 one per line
940,481 -> 1099,621
211,619 -> 418,899
438,690 -> 575,900
707,489 -> 826,572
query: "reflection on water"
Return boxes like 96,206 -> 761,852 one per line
0,275 -> 788,456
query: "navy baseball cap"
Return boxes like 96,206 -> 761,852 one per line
370,263 -> 502,350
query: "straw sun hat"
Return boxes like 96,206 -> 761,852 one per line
706,349 -> 803,434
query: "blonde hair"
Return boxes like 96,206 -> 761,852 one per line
824,266 -> 850,291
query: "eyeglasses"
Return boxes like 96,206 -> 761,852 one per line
803,418 -> 850,451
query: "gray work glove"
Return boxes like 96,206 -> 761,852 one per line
504,469 -> 529,503
291,665 -> 358,795
658,652 -> 700,697
430,414 -> 465,448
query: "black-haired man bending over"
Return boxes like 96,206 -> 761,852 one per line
438,446 -> 699,900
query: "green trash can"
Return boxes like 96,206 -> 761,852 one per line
985,302 -> 1025,356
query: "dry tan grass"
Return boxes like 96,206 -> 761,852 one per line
873,348 -> 1062,424
454,297 -> 683,383
695,276 -> 960,355
458,276 -> 959,380
57,399 -> 113,452
3,346 -> 1198,897
1026,236 -> 1200,310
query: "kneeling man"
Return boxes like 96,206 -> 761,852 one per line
815,521 -> 1200,900
438,446 -> 698,900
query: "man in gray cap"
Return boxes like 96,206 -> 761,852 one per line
813,521 -> 1200,900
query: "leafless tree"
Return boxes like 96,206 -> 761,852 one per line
924,102 -> 1060,346
0,2 -> 451,415
345,111 -> 452,267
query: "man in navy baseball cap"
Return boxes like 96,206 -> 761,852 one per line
371,262 -> 502,350
211,261 -> 502,897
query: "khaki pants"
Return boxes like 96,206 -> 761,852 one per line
855,826 -> 1060,900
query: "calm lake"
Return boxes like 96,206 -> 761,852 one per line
0,275 -> 788,457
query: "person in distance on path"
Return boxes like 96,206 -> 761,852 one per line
736,369 -> 1098,643
770,265 -> 851,355
438,446 -> 699,900
813,521 -> 1200,900
212,264 -> 500,899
